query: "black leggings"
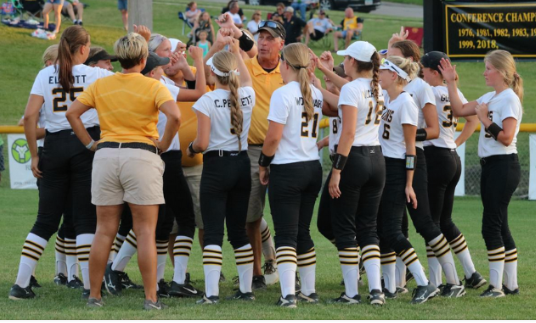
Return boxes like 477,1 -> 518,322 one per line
269,161 -> 322,254
330,146 -> 385,250
425,146 -> 462,241
200,151 -> 251,249
480,154 -> 520,251
30,126 -> 99,240
317,182 -> 334,242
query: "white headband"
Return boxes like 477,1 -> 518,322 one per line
207,57 -> 239,77
380,59 -> 410,82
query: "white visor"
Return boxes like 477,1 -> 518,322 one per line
380,59 -> 410,81
206,57 -> 239,77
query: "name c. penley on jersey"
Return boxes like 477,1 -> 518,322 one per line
213,94 -> 253,108
49,75 -> 87,84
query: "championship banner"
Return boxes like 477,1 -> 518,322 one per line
530,134 -> 536,200
444,2 -> 536,58
454,131 -> 465,196
7,134 -> 38,189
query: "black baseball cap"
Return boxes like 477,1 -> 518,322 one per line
258,20 -> 286,40
421,51 -> 449,72
84,47 -> 117,65
141,52 -> 170,75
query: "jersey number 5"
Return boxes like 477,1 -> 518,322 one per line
301,112 -> 319,138
52,87 -> 84,112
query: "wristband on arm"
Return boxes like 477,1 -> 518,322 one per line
405,154 -> 416,170
485,122 -> 502,141
238,31 -> 254,52
416,128 -> 428,141
258,152 -> 274,167
85,139 -> 95,150
188,141 -> 199,154
332,153 -> 348,171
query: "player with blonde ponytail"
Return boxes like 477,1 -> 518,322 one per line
259,43 -> 324,307
189,39 -> 256,304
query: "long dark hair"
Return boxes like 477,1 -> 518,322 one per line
55,25 -> 89,92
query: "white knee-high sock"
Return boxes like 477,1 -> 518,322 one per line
112,230 -> 137,272
399,248 -> 429,286
276,247 -> 297,298
395,257 -> 407,288
260,218 -> 276,262
298,248 -> 317,296
203,245 -> 222,297
339,247 -> 359,297
108,233 -> 126,264
362,245 -> 381,292
172,236 -> 193,284
381,252 -> 396,294
504,248 -> 518,290
235,244 -> 254,293
64,238 -> 79,281
429,234 -> 459,285
76,233 -> 94,290
15,233 -> 48,288
488,247 -> 505,288
156,240 -> 169,282
450,234 -> 476,279
54,236 -> 67,276
426,245 -> 442,287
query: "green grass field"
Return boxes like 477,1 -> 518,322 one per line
0,189 -> 535,319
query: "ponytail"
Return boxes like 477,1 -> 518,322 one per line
281,43 -> 314,121
513,73 -> 524,103
485,49 -> 524,104
55,26 -> 89,93
298,68 -> 314,122
228,71 -> 244,151
370,51 -> 380,103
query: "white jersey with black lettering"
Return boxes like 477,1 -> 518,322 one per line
404,77 -> 436,149
424,86 -> 468,149
157,84 -> 181,152
30,64 -> 113,133
379,91 -> 419,159
337,78 -> 383,147
328,116 -> 341,155
476,89 -> 522,158
268,82 -> 323,165
192,86 -> 255,152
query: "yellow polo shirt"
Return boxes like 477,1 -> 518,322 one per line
77,73 -> 174,145
342,16 -> 360,31
244,56 -> 284,145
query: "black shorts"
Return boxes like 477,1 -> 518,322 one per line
310,30 -> 325,40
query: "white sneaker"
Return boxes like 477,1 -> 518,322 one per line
263,260 -> 279,285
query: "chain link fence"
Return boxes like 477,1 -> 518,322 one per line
318,128 -> 532,199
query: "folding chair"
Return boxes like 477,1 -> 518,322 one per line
15,0 -> 43,20
178,7 -> 205,36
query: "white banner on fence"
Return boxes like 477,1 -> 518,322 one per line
8,134 -> 38,189
454,131 -> 465,196
530,134 -> 536,200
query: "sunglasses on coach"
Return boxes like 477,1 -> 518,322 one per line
259,20 -> 279,29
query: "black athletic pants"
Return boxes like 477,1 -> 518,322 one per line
317,181 -> 334,242
405,147 -> 443,243
378,157 -> 415,254
200,151 -> 251,249
330,146 -> 385,250
155,150 -> 196,240
269,160 -> 322,254
480,154 -> 520,251
425,146 -> 462,241
30,126 -> 99,240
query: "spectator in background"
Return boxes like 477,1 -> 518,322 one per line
185,1 -> 202,26
290,0 -> 308,21
196,30 -> 211,58
221,1 -> 244,22
84,47 -> 117,71
271,3 -> 285,24
304,9 -> 333,45
62,0 -> 84,25
247,10 -> 262,42
190,11 -> 215,45
333,7 -> 363,52
282,7 -> 306,45
43,0 -> 64,34
118,0 -> 128,31
225,1 -> 244,28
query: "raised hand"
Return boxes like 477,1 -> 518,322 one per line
319,51 -> 335,71
216,12 -> 235,29
438,58 -> 458,83
133,24 -> 151,42
189,46 -> 204,60
388,26 -> 409,47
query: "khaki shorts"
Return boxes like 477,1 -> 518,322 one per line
91,148 -> 165,206
182,164 -> 203,230
246,145 -> 268,223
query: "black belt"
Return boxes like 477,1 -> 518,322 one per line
97,142 -> 158,154
204,150 -> 247,158
249,143 -> 263,147
480,153 -> 518,166
425,146 -> 457,152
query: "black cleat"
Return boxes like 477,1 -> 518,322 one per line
464,271 -> 487,289
9,284 -> 36,300
157,279 -> 170,298
226,290 -> 255,301
368,289 -> 385,306
396,286 -> 408,295
119,272 -> 142,290
54,273 -> 68,286
411,283 -> 440,304
169,281 -> 202,298
252,275 -> 267,290
330,292 -> 361,304
276,294 -> 297,308
185,273 -> 193,284
104,263 -> 122,296
30,276 -> 41,288
503,285 -> 519,295
440,283 -> 466,298
383,288 -> 397,299
66,275 -> 83,289
296,292 -> 319,304
196,294 -> 220,305
480,285 -> 505,298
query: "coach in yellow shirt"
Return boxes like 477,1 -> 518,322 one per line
66,32 -> 179,310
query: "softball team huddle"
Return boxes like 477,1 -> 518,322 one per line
8,16 -> 523,310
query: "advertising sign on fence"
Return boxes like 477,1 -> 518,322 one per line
8,134 -> 37,189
